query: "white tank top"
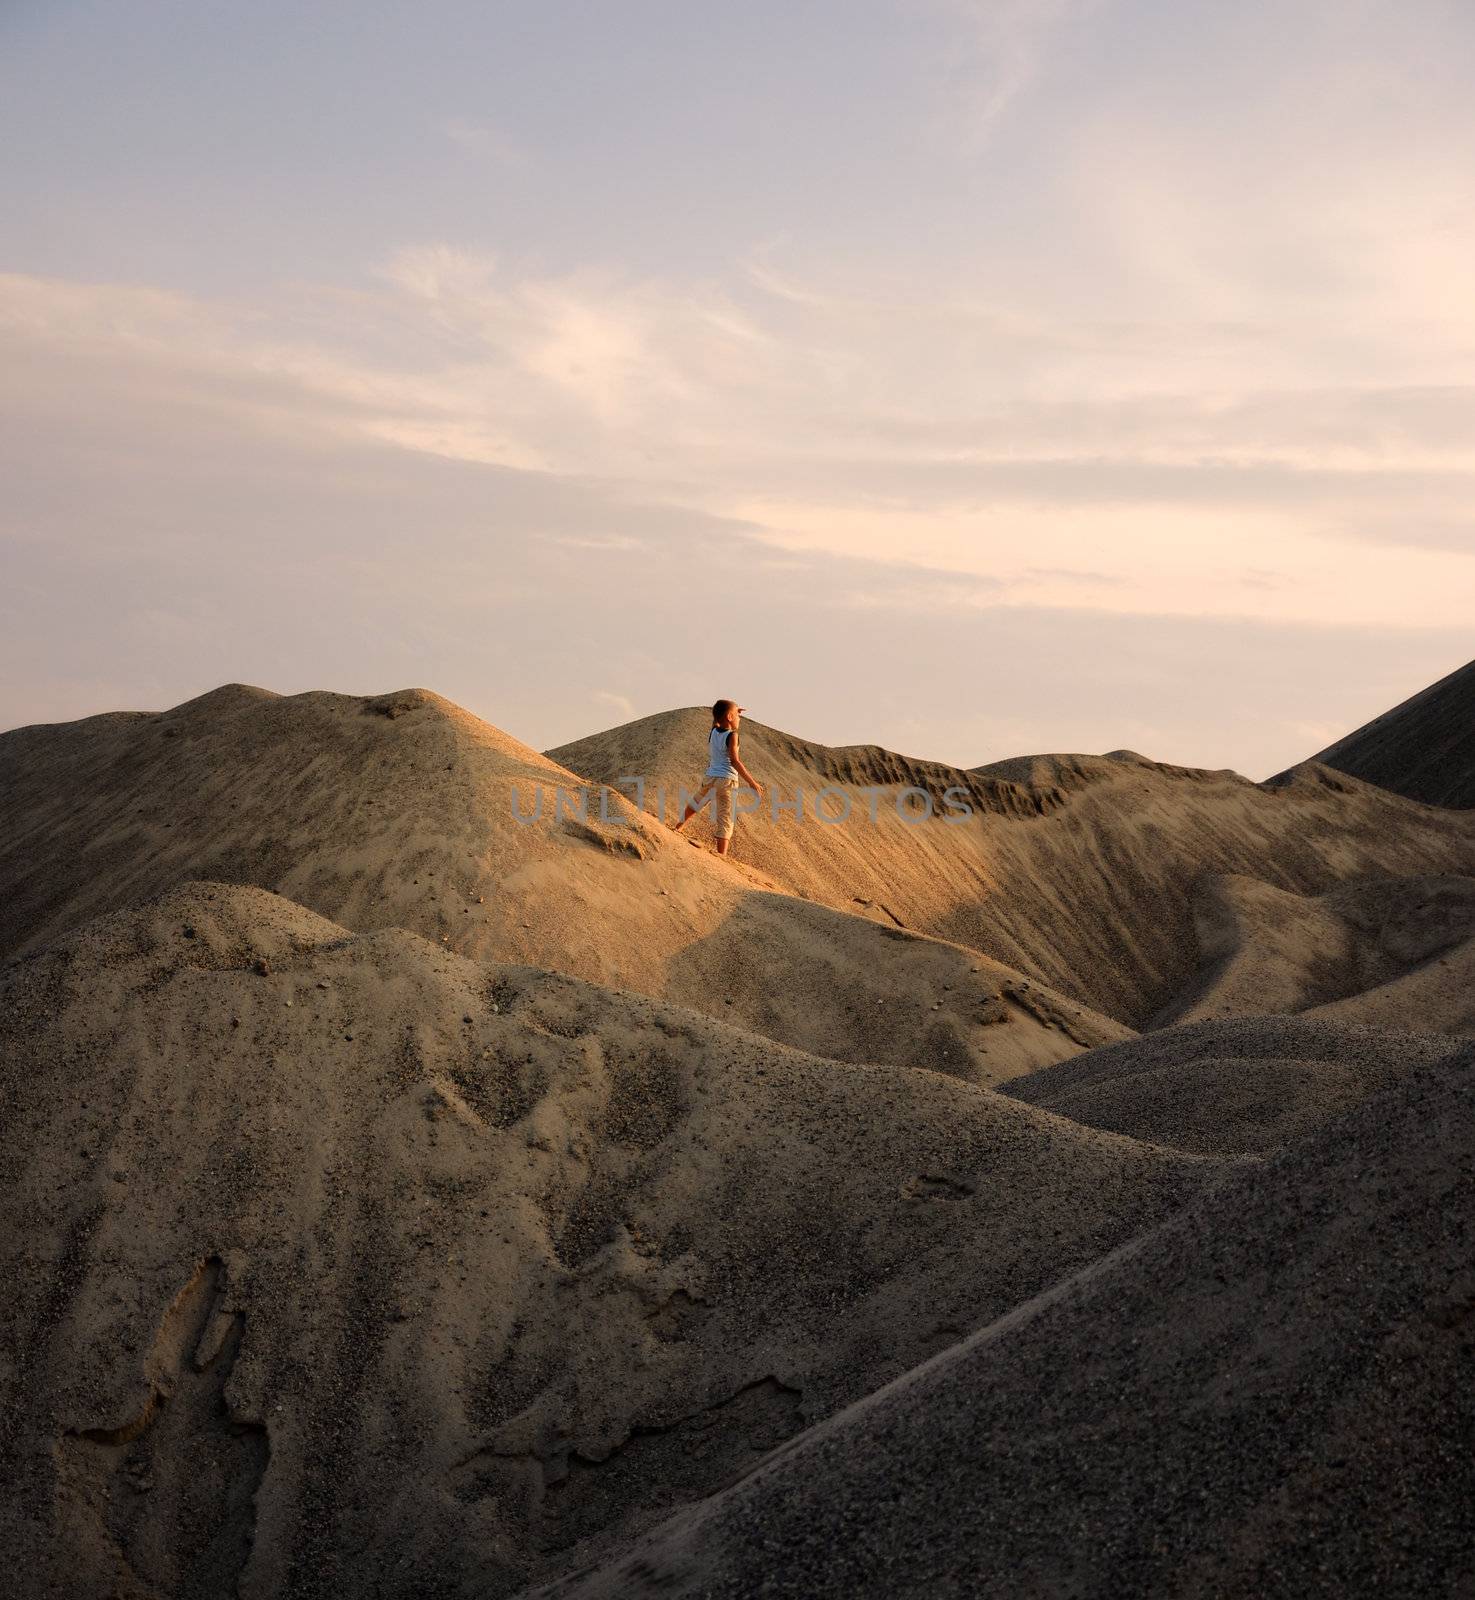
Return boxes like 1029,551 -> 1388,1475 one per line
706,726 -> 737,778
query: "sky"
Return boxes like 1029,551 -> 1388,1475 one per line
2,0 -> 1472,776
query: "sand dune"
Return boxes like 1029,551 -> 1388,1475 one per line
538,1042 -> 1475,1599
550,709 -> 1475,1026
0,684 -> 1124,1088
998,1014 -> 1457,1154
1301,935 -> 1475,1033
1301,654 -> 1475,808
1151,872 -> 1475,1034
0,882 -> 1210,1598
4,668 -> 1474,1598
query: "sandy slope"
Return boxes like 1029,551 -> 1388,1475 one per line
1151,872 -> 1475,1035
1302,654 -> 1475,808
536,1042 -> 1475,1600
0,883 -> 1212,1600
549,710 -> 1475,1026
0,685 -> 1126,1088
4,672 -> 1473,1598
997,1015 -> 1456,1154
1302,936 -> 1475,1034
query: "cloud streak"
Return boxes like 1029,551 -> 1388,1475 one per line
4,0 -> 1474,768
5,227 -> 1471,633
918,0 -> 1100,147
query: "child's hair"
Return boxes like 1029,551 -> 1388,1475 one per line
712,698 -> 737,726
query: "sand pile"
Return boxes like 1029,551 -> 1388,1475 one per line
1151,872 -> 1475,1035
998,1014 -> 1458,1154
1301,654 -> 1475,808
0,882 -> 1210,1599
538,1042 -> 1475,1599
4,668 -> 1474,1599
550,710 -> 1475,1025
0,684 -> 1124,1089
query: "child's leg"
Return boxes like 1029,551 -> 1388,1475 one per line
712,779 -> 736,855
673,781 -> 713,830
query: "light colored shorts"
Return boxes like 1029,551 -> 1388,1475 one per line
692,775 -> 739,839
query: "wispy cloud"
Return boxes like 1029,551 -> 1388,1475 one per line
439,118 -> 529,168
6,0 -> 1475,639
917,0 -> 1099,147
555,533 -> 648,552
593,689 -> 636,720
5,237 -> 1473,633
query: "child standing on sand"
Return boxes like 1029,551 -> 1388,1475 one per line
672,698 -> 763,856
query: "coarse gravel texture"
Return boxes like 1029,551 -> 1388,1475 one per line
551,706 -> 1475,1026
1149,872 -> 1475,1036
0,683 -> 1128,1089
4,670 -> 1474,1600
0,881 -> 1213,1600
997,1014 -> 1462,1154
535,1042 -> 1475,1600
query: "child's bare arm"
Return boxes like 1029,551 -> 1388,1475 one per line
730,734 -> 762,794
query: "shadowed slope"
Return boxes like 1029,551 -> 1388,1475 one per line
1299,656 -> 1475,808
550,708 -> 1475,1026
998,1015 -> 1458,1155
0,882 -> 1211,1599
1151,873 -> 1475,1035
0,685 -> 1125,1087
535,1044 -> 1475,1600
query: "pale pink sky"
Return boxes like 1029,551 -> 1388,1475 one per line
2,1 -> 1472,774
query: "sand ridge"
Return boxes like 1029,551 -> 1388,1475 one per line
1150,871 -> 1475,1034
549,705 -> 1475,1026
0,684 -> 1127,1089
997,1014 -> 1459,1154
3,669 -> 1474,1597
0,881 -> 1212,1598
536,1041 -> 1475,1599
1299,655 -> 1475,808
